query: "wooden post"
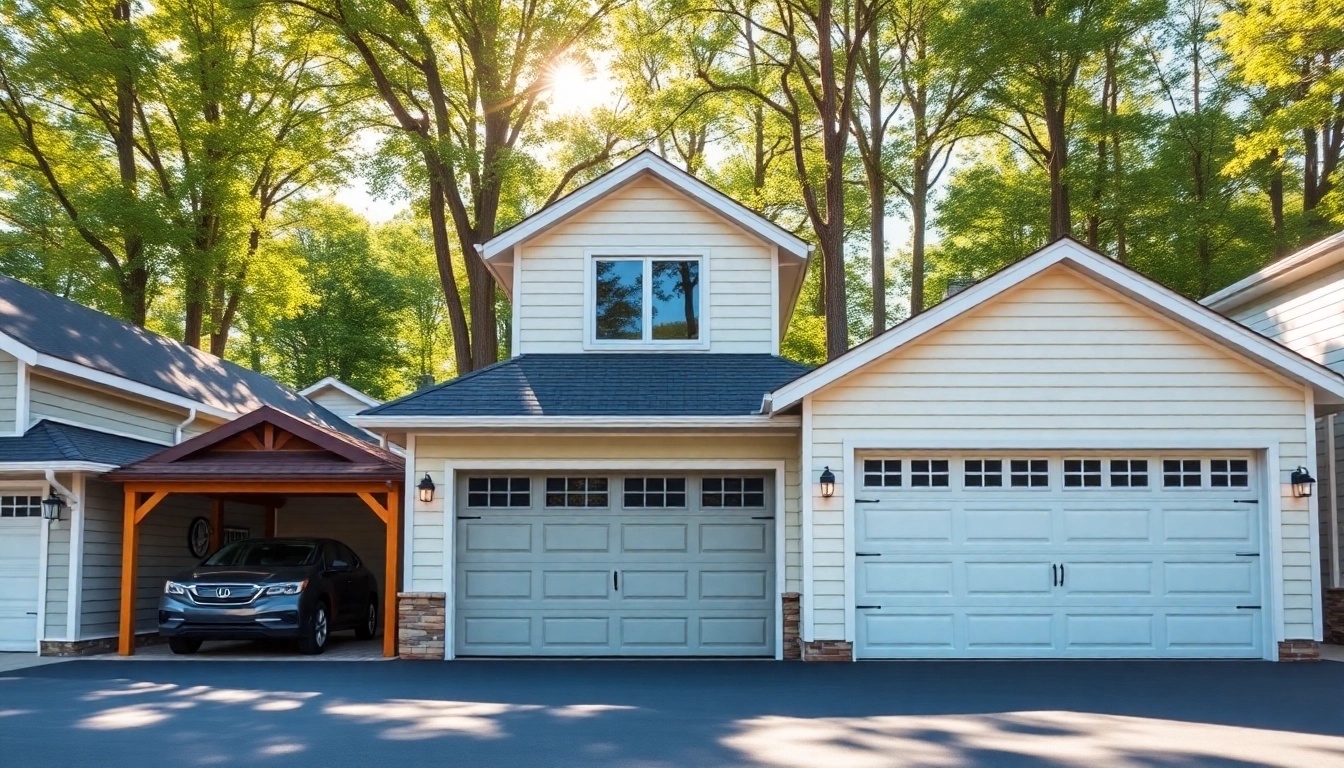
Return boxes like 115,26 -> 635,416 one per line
265,506 -> 277,537
118,490 -> 140,656
210,498 -> 224,554
384,486 -> 400,658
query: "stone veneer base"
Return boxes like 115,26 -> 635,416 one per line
40,632 -> 164,657
398,592 -> 447,659
782,592 -> 801,660
800,639 -> 853,662
1325,589 -> 1344,646
1278,639 -> 1321,662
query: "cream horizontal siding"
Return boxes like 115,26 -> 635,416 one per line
0,350 -> 17,434
408,433 -> 800,594
807,265 -> 1314,642
307,389 -> 375,422
515,176 -> 777,354
29,374 -> 181,443
1227,260 -> 1344,372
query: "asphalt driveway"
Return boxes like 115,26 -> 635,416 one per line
3,659 -> 1344,767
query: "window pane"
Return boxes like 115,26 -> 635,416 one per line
595,260 -> 643,340
651,261 -> 700,340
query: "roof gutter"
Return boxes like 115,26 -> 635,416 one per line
0,461 -> 119,473
44,468 -> 79,507
353,415 -> 802,431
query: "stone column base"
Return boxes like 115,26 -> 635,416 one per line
398,592 -> 447,659
782,592 -> 801,660
800,640 -> 853,662
40,632 -> 163,657
1325,589 -> 1344,645
1278,639 -> 1321,662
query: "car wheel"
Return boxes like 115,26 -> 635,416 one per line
168,637 -> 202,655
354,599 -> 377,641
298,602 -> 329,655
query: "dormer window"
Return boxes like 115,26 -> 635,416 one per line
588,253 -> 706,348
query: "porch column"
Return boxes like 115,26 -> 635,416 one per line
118,488 -> 169,656
384,486 -> 400,659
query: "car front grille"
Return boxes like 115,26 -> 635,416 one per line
188,584 -> 262,605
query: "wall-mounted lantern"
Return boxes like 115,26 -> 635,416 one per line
417,473 -> 436,503
819,466 -> 836,498
1291,466 -> 1316,498
41,491 -> 67,520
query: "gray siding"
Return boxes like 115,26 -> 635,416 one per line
29,374 -> 180,444
44,487 -> 70,639
0,350 -> 18,434
78,479 -> 264,638
277,496 -> 388,595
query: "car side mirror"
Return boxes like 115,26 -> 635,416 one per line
329,559 -> 350,572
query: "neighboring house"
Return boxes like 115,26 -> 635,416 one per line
1202,230 -> 1344,645
0,275 -> 373,654
300,377 -> 382,423
357,151 -> 1343,662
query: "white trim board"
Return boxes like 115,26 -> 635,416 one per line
355,416 -> 802,430
769,239 -> 1344,410
299,377 -> 382,408
440,458 -> 789,661
581,249 -> 712,352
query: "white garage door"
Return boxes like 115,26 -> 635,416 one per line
455,473 -> 775,656
855,452 -> 1264,659
0,496 -> 44,652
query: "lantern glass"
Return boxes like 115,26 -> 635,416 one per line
1291,466 -> 1315,498
417,473 -> 436,503
819,467 -> 836,498
41,491 -> 65,520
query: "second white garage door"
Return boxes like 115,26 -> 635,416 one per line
855,452 -> 1265,659
0,496 -> 43,652
455,472 -> 775,656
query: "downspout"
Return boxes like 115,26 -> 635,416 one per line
44,469 -> 75,504
1330,414 -> 1339,589
174,407 -> 198,444
39,469 -> 78,655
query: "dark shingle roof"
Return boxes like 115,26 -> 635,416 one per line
0,275 -> 365,439
363,354 -> 813,417
0,420 -> 165,466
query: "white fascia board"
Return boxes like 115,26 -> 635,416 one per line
353,415 -> 802,431
0,331 -> 38,365
479,153 -> 812,262
0,462 -> 118,472
1202,230 -> 1344,311
32,353 -> 237,420
770,239 -> 1344,409
299,376 -> 381,407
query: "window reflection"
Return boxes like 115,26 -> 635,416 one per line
652,260 -> 699,340
595,260 -> 643,340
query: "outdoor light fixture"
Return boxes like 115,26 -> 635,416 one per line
819,466 -> 836,498
41,490 -> 66,520
1291,466 -> 1316,498
417,473 -> 436,503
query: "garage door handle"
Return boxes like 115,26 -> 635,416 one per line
1237,605 -> 1261,610
1235,552 -> 1259,557
856,605 -> 882,609
1059,564 -> 1064,587
1234,499 -> 1258,504
1052,564 -> 1058,587
856,552 -> 881,557
751,516 -> 773,520
613,571 -> 619,591
456,515 -> 482,520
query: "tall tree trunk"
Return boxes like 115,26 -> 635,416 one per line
112,0 -> 147,326
429,175 -> 473,375
1268,148 -> 1286,255
818,0 -> 849,360
1044,86 -> 1071,240
909,156 -> 928,315
865,30 -> 885,334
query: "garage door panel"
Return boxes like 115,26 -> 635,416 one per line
622,616 -> 688,646
464,523 -> 532,552
622,570 -> 689,599
700,523 -> 768,553
542,570 -> 611,599
542,616 -> 610,647
700,616 -> 769,647
700,569 -> 769,600
463,569 -> 532,599
543,524 -> 610,552
0,519 -> 40,652
462,616 -> 532,648
622,524 -> 689,552
855,451 -> 1264,660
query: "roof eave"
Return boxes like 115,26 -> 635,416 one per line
1202,230 -> 1344,311
353,415 -> 802,431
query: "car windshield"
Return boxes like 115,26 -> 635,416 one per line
203,540 -> 319,567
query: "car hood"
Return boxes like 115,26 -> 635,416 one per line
172,565 -> 316,584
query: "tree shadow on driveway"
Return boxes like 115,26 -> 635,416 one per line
4,659 -> 1344,767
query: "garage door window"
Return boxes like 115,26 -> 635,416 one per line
963,459 -> 1003,488
623,477 -> 687,508
863,460 -> 902,487
1063,459 -> 1102,487
1009,459 -> 1049,488
910,460 -> 950,487
1163,459 -> 1202,487
1210,459 -> 1249,487
703,477 -> 765,507
0,495 -> 42,517
466,477 -> 531,508
1110,459 -> 1149,487
545,477 -> 609,508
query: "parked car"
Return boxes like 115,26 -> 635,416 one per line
159,538 -> 379,655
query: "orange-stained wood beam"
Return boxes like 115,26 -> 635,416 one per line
273,431 -> 293,451
383,485 -> 400,658
357,492 -> 390,525
241,430 -> 265,450
118,490 -> 140,656
123,481 -> 398,495
132,491 -> 169,525
210,499 -> 224,555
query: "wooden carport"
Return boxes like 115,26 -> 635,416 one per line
104,406 -> 404,657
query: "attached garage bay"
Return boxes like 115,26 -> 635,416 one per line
853,452 -> 1266,659
454,472 -> 777,657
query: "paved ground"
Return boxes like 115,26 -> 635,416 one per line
116,635 -> 386,662
3,660 -> 1344,767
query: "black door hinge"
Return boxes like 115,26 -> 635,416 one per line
456,515 -> 482,520
855,605 -> 882,610
856,552 -> 881,557
1234,499 -> 1259,504
855,499 -> 881,504
751,515 -> 773,520
1236,605 -> 1261,610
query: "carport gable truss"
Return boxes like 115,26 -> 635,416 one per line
104,406 -> 405,657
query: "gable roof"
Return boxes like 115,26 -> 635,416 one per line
0,274 -> 366,439
769,238 -> 1344,410
479,151 -> 811,265
1201,230 -> 1344,312
0,420 -> 163,469
105,406 -> 403,482
357,353 -> 812,421
299,376 -> 381,408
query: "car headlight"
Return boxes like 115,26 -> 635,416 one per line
165,581 -> 187,595
265,580 -> 307,596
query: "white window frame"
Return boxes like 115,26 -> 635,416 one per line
584,248 -> 711,351
1062,457 -> 1105,489
1160,457 -> 1205,489
1107,458 -> 1152,489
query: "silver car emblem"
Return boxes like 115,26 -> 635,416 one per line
217,587 -> 231,598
